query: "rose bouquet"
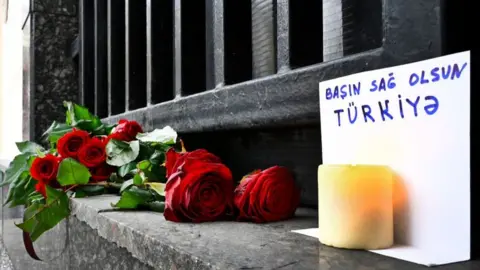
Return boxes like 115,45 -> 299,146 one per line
0,101 -> 301,250
1,102 -> 179,241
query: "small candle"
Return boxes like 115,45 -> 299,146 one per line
317,164 -> 393,250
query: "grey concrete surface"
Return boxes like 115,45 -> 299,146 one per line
69,195 -> 480,270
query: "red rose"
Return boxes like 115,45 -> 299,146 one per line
30,154 -> 60,183
35,182 -> 47,198
106,132 -> 131,143
164,149 -> 234,223
90,164 -> 115,182
110,119 -> 143,142
30,154 -> 61,198
234,166 -> 300,223
77,137 -> 107,168
57,129 -> 90,158
165,148 -> 221,178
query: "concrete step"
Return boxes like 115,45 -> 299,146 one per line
2,193 -> 480,269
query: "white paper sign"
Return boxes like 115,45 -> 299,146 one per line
313,51 -> 470,266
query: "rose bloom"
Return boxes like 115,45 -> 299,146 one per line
35,183 -> 47,198
165,148 -> 221,178
109,119 -> 143,142
57,129 -> 90,158
77,137 -> 107,168
90,164 -> 115,182
164,149 -> 234,223
234,166 -> 300,223
106,132 -> 130,143
29,154 -> 61,197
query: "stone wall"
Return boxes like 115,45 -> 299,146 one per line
2,214 -> 152,270
26,0 -> 79,142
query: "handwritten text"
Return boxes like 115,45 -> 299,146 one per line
325,62 -> 468,127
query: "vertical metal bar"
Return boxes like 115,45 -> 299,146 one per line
322,0 -> 356,62
125,0 -> 130,111
206,0 -> 225,89
174,0 -> 182,97
107,0 -> 112,116
275,0 -> 289,73
205,0 -> 215,90
212,0 -> 225,87
94,0 -> 108,117
251,0 -> 276,78
146,0 -> 152,105
79,0 -> 86,105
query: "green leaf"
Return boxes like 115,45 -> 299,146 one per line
141,165 -> 166,183
42,121 -> 60,138
91,124 -> 106,136
91,123 -> 117,136
1,153 -> 31,188
146,182 -> 166,197
6,173 -> 36,207
64,101 -> 102,131
137,142 -> 155,161
73,190 -> 87,198
15,201 -> 43,239
16,141 -> 45,154
144,201 -> 165,212
16,186 -> 70,242
57,158 -> 91,186
136,159 -> 167,183
27,193 -> 45,205
109,173 -> 122,183
118,162 -> 137,177
152,142 -> 172,152
106,139 -> 140,167
133,173 -> 143,185
136,146 -> 166,180
42,121 -> 73,145
36,148 -> 45,158
149,150 -> 165,165
104,123 -> 117,135
109,139 -> 129,149
120,179 -> 134,193
136,126 -> 178,144
137,160 -> 151,171
74,185 -> 105,198
113,186 -> 154,209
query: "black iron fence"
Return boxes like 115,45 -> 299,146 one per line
77,0 -> 467,133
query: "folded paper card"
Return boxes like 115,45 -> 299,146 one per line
295,51 -> 470,267
317,164 -> 393,250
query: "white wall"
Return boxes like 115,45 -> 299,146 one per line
0,0 -> 25,160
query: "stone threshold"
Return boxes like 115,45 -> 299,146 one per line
68,195 -> 479,270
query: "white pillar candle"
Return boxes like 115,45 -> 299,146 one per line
317,164 -> 394,250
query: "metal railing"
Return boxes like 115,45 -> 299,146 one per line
78,0 -> 444,133
78,1 -> 385,119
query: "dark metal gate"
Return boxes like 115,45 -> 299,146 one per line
76,0 -> 468,207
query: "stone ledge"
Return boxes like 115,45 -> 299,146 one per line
69,195 -> 480,270
0,239 -> 14,270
